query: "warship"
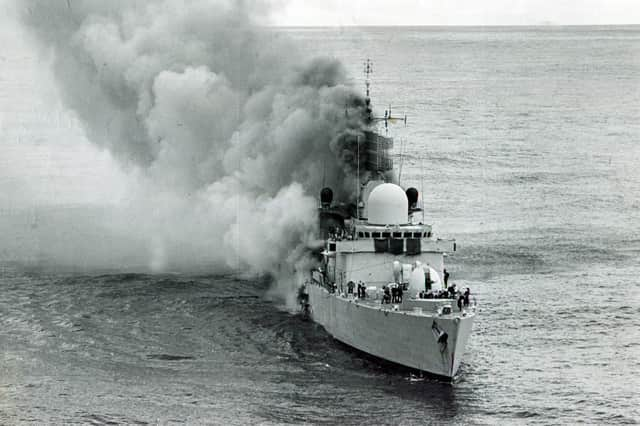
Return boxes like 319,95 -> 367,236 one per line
298,60 -> 475,380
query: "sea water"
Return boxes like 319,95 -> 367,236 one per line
1,26 -> 639,424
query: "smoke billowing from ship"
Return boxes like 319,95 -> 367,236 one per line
16,0 -> 370,295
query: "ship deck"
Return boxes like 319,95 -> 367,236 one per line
326,289 -> 475,319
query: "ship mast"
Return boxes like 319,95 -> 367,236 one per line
356,134 -> 360,218
360,59 -> 406,186
357,59 -> 374,218
364,58 -> 373,124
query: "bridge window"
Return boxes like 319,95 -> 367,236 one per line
358,232 -> 364,238
389,238 -> 404,255
374,239 -> 388,252
413,232 -> 422,238
403,232 -> 412,238
372,232 -> 381,238
382,232 -> 391,238
364,232 -> 370,238
406,238 -> 421,255
393,232 -> 402,238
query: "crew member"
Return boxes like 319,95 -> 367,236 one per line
347,280 -> 355,295
447,283 -> 457,298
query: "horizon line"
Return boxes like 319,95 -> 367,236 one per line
268,23 -> 640,28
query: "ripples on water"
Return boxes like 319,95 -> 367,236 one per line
0,263 -> 638,424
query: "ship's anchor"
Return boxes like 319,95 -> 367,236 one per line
432,320 -> 448,353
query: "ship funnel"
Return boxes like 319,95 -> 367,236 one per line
406,187 -> 419,209
320,187 -> 333,208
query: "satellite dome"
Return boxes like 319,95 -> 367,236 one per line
367,183 -> 409,225
407,265 -> 442,295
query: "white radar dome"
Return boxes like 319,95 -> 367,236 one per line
407,266 -> 442,295
367,183 -> 409,225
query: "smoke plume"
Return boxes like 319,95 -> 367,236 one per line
16,0 -> 367,296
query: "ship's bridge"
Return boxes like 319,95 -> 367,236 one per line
320,182 -> 456,255
349,222 -> 438,254
327,224 -> 454,256
354,224 -> 431,240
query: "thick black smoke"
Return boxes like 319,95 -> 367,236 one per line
17,0 -> 369,300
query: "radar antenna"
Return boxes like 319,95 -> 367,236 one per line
364,59 -> 407,132
360,59 -> 407,184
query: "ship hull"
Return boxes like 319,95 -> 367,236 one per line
306,283 -> 474,379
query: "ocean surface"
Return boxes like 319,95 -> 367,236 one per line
2,26 -> 640,424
